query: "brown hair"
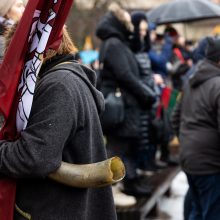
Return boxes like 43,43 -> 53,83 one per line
4,22 -> 78,61
44,27 -> 78,62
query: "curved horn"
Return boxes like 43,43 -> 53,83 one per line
48,157 -> 125,188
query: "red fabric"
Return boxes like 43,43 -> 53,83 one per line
156,87 -> 172,118
0,0 -> 74,219
173,47 -> 185,64
0,180 -> 17,220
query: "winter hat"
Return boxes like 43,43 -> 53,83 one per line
205,37 -> 220,63
0,0 -> 16,17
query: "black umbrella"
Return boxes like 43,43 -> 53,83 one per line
147,0 -> 220,25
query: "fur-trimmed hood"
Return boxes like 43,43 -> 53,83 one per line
96,3 -> 133,41
108,3 -> 134,33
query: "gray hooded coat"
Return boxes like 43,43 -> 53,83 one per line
0,55 -> 116,220
172,59 -> 220,175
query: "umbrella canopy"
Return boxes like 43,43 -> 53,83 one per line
147,0 -> 220,25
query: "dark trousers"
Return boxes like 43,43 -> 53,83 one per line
184,189 -> 192,220
106,135 -> 137,180
136,112 -> 157,170
186,173 -> 220,220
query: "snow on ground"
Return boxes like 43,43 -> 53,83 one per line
147,171 -> 189,220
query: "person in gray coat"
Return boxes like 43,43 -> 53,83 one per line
171,37 -> 220,220
0,26 -> 117,219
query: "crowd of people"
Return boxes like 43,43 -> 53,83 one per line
93,3 -> 191,207
1,0 -> 220,219
87,2 -> 220,218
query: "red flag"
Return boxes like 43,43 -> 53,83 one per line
0,0 -> 74,219
156,87 -> 172,118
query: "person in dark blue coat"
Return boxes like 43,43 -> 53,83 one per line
148,31 -> 173,78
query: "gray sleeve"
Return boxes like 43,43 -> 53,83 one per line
0,74 -> 77,178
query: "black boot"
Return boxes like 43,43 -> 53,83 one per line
123,178 -> 152,197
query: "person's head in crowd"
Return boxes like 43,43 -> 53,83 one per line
164,25 -> 178,37
164,25 -> 179,45
192,37 -> 210,63
0,0 -> 24,22
108,2 -> 133,33
205,37 -> 220,65
130,11 -> 151,52
150,33 -> 165,53
185,40 -> 194,52
177,36 -> 185,47
96,2 -> 134,41
148,22 -> 156,43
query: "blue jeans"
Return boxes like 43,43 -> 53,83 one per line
184,189 -> 192,220
186,173 -> 220,220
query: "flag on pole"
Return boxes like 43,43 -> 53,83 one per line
0,0 -> 74,219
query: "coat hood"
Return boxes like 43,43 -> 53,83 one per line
40,54 -> 105,115
192,37 -> 209,63
130,11 -> 151,52
96,12 -> 132,41
189,59 -> 220,88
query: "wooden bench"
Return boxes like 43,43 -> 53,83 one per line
116,166 -> 181,220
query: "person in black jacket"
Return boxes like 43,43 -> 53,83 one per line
130,12 -> 162,173
171,37 -> 220,220
96,3 -> 155,196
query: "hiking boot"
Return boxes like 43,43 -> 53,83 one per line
112,184 -> 136,207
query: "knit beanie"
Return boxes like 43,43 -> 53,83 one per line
206,37 -> 220,63
0,0 -> 16,17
